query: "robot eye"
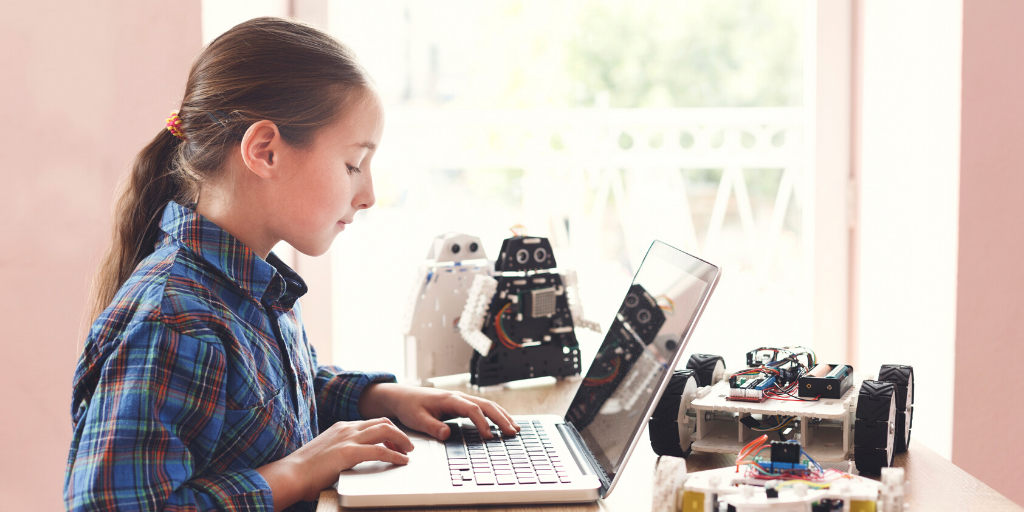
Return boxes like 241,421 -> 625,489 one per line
469,242 -> 479,252
451,244 -> 461,254
636,309 -> 652,324
515,248 -> 530,264
533,247 -> 547,262
625,293 -> 640,308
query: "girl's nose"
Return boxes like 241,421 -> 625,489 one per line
355,179 -> 375,210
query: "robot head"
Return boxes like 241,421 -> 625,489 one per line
494,236 -> 557,272
426,233 -> 487,263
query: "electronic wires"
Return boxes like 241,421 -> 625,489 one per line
494,303 -> 521,349
734,434 -> 851,485
748,415 -> 795,432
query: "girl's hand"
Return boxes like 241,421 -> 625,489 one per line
256,417 -> 414,510
359,383 -> 520,440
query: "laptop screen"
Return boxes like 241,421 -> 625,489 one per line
564,240 -> 718,480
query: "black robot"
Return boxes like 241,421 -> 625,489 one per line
457,236 -> 600,386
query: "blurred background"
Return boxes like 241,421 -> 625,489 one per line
2,0 -> 1022,508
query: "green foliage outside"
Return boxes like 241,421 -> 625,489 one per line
566,0 -> 803,108
445,0 -> 803,109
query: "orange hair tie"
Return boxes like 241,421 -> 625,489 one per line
166,111 -> 186,140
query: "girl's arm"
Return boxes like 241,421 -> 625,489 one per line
66,322 -> 413,512
305,332 -> 519,440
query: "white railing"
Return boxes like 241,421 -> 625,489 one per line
375,107 -> 804,277
336,107 -> 808,375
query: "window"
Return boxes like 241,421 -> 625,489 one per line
328,0 -> 819,376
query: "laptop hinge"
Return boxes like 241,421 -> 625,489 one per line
556,422 -> 612,496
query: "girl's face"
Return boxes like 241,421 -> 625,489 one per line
271,90 -> 384,257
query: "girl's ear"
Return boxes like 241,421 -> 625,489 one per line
239,120 -> 283,179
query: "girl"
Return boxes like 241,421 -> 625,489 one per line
65,17 -> 518,512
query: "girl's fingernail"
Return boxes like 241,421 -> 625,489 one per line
437,427 -> 447,438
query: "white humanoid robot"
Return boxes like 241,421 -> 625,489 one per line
458,235 -> 602,386
402,233 -> 493,384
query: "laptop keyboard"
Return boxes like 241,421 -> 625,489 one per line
444,420 -> 572,486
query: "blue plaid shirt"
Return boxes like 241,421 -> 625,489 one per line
65,201 -> 395,511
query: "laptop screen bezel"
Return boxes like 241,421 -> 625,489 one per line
563,240 -> 720,498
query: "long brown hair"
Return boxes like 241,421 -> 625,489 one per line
90,17 -> 373,321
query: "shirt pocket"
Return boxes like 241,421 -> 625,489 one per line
223,333 -> 287,411
212,387 -> 294,473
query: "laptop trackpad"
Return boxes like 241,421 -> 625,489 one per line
339,429 -> 443,481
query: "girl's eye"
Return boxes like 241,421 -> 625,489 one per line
346,164 -> 361,174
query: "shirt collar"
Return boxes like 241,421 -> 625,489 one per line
159,201 -> 308,309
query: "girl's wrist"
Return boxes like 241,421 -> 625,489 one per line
357,382 -> 399,419
256,456 -> 305,512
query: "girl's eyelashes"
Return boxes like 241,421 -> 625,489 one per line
346,164 -> 361,174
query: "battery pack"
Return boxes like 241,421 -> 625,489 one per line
797,364 -> 853,399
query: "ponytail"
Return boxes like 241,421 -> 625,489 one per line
88,17 -> 372,321
90,129 -> 186,321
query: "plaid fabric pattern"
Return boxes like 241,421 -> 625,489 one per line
65,201 -> 395,512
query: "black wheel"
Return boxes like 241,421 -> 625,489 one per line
649,369 -> 697,457
853,380 -> 897,474
878,364 -> 914,453
685,354 -> 726,387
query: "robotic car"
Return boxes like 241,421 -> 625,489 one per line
649,348 -> 915,476
669,437 -> 906,511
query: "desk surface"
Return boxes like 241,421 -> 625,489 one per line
318,377 -> 1022,512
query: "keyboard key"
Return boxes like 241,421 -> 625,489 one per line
474,467 -> 493,473
475,473 -> 496,485
445,443 -> 467,459
496,475 -> 517,485
538,474 -> 559,484
451,479 -> 463,486
517,478 -> 537,484
559,477 -> 571,483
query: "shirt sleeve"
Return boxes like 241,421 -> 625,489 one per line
307,338 -> 396,431
65,321 -> 274,512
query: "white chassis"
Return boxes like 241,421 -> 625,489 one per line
686,374 -> 873,463
677,465 -> 905,512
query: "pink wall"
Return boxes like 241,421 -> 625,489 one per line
955,1 -> 1024,507
0,2 -> 201,508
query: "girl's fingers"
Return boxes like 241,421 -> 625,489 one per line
356,417 -> 395,430
449,396 -> 494,438
461,396 -> 517,436
347,443 -> 411,466
413,411 -> 451,440
355,422 -> 416,454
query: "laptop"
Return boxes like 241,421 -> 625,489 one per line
336,240 -> 720,507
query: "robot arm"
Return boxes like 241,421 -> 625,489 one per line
458,274 -> 499,355
562,270 -> 602,333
